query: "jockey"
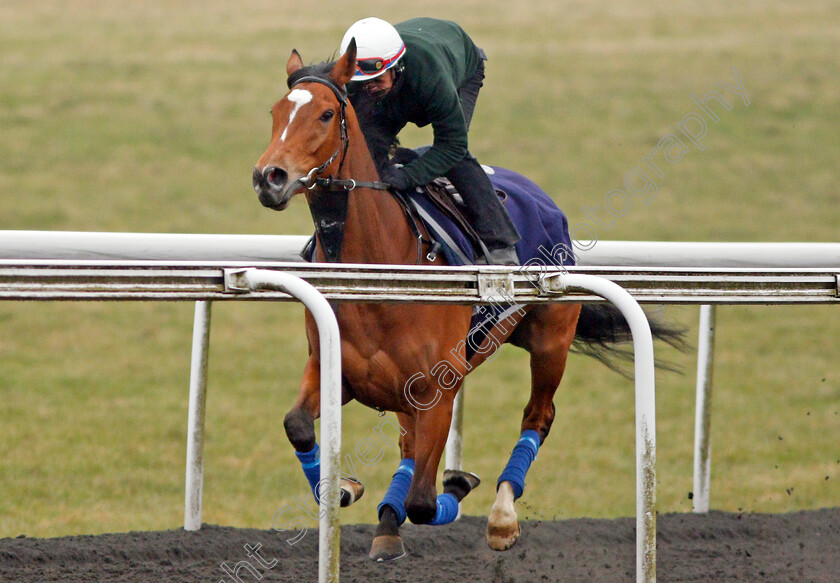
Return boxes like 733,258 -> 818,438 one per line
340,17 -> 521,265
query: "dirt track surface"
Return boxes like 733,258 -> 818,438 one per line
1,509 -> 838,582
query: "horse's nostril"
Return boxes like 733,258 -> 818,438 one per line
252,167 -> 264,193
264,166 -> 288,189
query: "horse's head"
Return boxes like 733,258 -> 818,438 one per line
252,42 -> 358,210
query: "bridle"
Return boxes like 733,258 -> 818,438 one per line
288,74 -> 390,193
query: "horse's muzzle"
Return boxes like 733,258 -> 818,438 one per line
253,165 -> 294,210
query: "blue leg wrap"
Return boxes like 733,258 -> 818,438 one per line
377,458 -> 414,526
429,492 -> 460,526
295,443 -> 321,503
497,429 -> 541,499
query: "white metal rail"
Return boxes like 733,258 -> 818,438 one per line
0,260 -> 662,582
1,261 -> 837,303
238,270 -> 343,583
1,233 -> 839,583
3,231 -> 840,268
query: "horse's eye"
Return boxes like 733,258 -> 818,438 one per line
320,110 -> 335,122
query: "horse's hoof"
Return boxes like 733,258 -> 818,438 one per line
368,535 -> 406,562
486,516 -> 520,551
443,469 -> 481,499
486,481 -> 520,551
339,478 -> 364,508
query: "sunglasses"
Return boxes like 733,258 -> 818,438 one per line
355,44 -> 405,76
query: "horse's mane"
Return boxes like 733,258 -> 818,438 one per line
348,88 -> 400,172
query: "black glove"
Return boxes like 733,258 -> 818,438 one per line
380,165 -> 411,191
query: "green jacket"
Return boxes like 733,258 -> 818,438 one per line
367,18 -> 482,186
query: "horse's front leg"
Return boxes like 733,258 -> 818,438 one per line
369,413 -> 414,562
284,356 -> 364,508
283,357 -> 320,453
403,401 -> 452,524
369,404 -> 481,562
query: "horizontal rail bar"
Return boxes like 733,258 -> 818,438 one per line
0,231 -> 311,262
0,261 -> 837,304
576,241 -> 840,268
3,231 -> 840,268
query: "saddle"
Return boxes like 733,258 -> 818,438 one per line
388,147 -> 493,265
403,177 -> 496,265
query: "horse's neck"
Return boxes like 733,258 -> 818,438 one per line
328,127 -> 418,265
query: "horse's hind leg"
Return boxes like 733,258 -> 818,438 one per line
487,304 -> 580,551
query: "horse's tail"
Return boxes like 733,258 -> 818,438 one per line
573,303 -> 688,377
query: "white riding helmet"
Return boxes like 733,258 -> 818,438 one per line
340,17 -> 406,81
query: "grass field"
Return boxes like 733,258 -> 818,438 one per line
0,0 -> 838,538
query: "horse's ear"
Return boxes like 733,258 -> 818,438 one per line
287,49 -> 304,76
331,38 -> 357,86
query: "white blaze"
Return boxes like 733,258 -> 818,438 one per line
280,89 -> 313,142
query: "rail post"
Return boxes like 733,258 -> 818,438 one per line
225,268 -> 342,583
541,272 -> 657,583
184,300 -> 212,531
692,304 -> 716,513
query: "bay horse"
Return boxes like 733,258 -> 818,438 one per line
252,42 -> 682,560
